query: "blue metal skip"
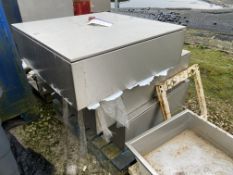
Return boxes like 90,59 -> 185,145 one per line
0,0 -> 31,121
2,0 -> 22,24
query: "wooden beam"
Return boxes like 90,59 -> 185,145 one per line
193,66 -> 208,119
156,85 -> 171,120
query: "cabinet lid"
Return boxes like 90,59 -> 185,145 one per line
12,12 -> 185,63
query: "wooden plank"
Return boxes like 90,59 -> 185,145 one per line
194,66 -> 208,119
156,85 -> 171,120
162,64 -> 197,91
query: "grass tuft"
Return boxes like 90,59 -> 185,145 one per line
185,44 -> 233,133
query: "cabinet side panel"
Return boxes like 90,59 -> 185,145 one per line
73,30 -> 184,110
13,29 -> 77,107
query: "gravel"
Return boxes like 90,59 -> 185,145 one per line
112,8 -> 233,36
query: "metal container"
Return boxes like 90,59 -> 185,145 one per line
0,1 -> 31,121
126,110 -> 233,175
12,12 -> 185,110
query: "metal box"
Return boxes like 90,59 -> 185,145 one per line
15,0 -> 73,22
12,12 -> 185,110
126,110 -> 233,175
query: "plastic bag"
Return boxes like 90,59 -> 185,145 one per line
96,97 -> 128,142
96,107 -> 113,142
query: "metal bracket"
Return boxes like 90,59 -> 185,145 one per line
156,64 -> 208,120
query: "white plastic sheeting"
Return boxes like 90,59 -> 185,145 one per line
87,91 -> 123,110
126,67 -> 172,90
87,103 -> 100,110
138,76 -> 154,87
96,107 -> 113,142
96,97 -> 128,142
101,97 -> 128,128
103,91 -> 123,102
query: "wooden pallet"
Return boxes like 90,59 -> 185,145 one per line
156,64 -> 208,120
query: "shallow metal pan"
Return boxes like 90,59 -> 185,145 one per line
126,110 -> 233,175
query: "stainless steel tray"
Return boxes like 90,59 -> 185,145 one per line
126,110 -> 233,175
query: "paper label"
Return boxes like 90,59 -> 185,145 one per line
88,17 -> 113,27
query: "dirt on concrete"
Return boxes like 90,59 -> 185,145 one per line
10,100 -> 111,175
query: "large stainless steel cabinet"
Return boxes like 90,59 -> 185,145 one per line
12,12 -> 185,111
